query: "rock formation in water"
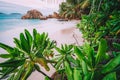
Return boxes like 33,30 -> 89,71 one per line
21,9 -> 47,20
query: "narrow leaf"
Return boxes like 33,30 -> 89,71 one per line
0,67 -> 16,79
13,66 -> 25,80
74,68 -> 82,80
74,46 -> 91,67
102,72 -> 116,80
25,29 -> 33,48
21,63 -> 33,80
0,59 -> 25,67
20,33 -> 30,53
64,61 -> 73,80
0,54 -> 12,58
55,47 -> 64,55
96,39 -> 107,65
102,54 -> 120,74
0,43 -> 13,53
14,38 -> 21,48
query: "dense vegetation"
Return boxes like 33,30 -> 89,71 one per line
59,0 -> 90,19
0,0 -> 120,80
77,0 -> 120,47
0,30 -> 120,80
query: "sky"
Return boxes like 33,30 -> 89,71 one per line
0,0 -> 59,14
0,0 -> 59,9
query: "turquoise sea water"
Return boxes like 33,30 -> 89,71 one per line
0,19 -> 42,32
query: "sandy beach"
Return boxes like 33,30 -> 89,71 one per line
0,19 -> 83,80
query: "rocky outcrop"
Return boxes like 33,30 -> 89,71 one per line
21,9 -> 47,20
47,12 -> 60,19
22,10 -> 69,20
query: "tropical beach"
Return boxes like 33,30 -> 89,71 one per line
0,19 -> 83,50
0,0 -> 120,80
0,0 -> 84,80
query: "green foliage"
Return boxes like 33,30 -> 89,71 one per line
77,0 -> 120,46
102,72 -> 116,80
53,44 -> 80,80
52,39 -> 120,80
74,39 -> 120,80
0,29 -> 55,80
56,0 -> 120,80
54,44 -> 74,70
73,68 -> 82,80
59,0 -> 90,19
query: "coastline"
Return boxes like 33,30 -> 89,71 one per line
0,19 -> 82,47
0,19 -> 83,80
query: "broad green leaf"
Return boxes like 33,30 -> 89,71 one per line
55,47 -> 65,55
74,46 -> 91,67
67,55 -> 78,66
55,56 -> 63,69
0,59 -> 25,67
41,33 -> 48,46
83,42 -> 95,67
82,60 -> 88,76
20,33 -> 30,53
96,39 -> 107,65
0,43 -> 13,53
64,61 -> 73,80
74,68 -> 82,80
14,38 -> 21,48
33,29 -> 37,45
25,29 -> 33,49
0,54 -> 12,58
102,54 -> 120,74
9,48 -> 21,58
102,72 -> 116,80
61,44 -> 64,50
36,33 -> 41,47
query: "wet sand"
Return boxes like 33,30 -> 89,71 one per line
0,19 -> 83,80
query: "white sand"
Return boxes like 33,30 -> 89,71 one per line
0,19 -> 83,80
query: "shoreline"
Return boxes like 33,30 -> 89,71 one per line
0,19 -> 81,46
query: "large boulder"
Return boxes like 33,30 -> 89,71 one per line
21,9 -> 47,20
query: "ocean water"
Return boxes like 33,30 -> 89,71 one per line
0,19 -> 42,32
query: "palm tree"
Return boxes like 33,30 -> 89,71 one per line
59,0 -> 91,20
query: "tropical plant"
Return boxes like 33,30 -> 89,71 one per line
77,0 -> 120,46
0,29 -> 56,80
59,0 -> 91,20
53,44 -> 76,80
73,39 -> 120,80
52,39 -> 120,80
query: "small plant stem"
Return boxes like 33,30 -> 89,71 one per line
98,0 -> 102,11
73,33 -> 80,46
37,69 -> 53,80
